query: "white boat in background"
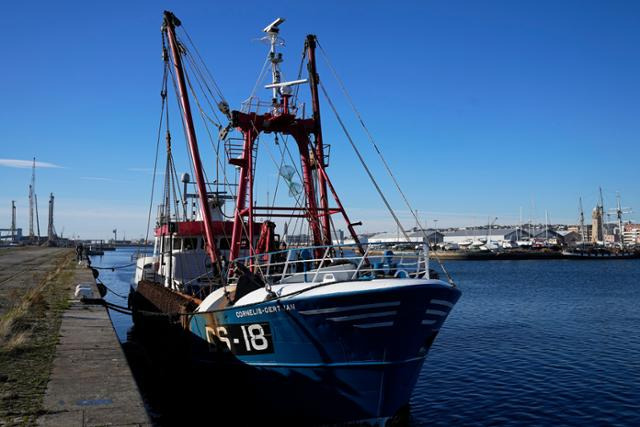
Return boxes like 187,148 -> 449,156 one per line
502,240 -> 517,249
484,241 -> 501,251
517,239 -> 532,248
470,239 -> 485,248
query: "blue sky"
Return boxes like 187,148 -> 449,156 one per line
1,0 -> 639,239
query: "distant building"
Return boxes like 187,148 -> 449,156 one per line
592,206 -> 604,243
443,228 -> 530,244
331,229 -> 346,245
532,228 -> 564,245
285,234 -> 313,246
408,229 -> 443,244
623,223 -> 640,245
567,224 -> 592,242
368,229 -> 443,245
0,227 -> 22,242
555,230 -> 581,246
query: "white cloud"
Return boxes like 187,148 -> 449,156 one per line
0,158 -> 63,169
128,167 -> 164,176
80,176 -> 129,183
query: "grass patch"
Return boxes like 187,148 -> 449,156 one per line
0,250 -> 75,426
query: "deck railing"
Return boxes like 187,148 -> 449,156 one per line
230,242 -> 432,285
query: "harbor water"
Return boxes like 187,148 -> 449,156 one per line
92,248 -> 640,425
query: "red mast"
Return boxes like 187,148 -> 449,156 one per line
227,23 -> 365,261
306,35 -> 331,246
163,11 -> 221,268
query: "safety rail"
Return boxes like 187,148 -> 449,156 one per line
240,96 -> 301,116
230,242 -> 432,286
224,137 -> 246,160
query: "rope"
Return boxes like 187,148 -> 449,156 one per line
318,81 -> 410,242
82,298 -> 132,314
316,40 -> 456,286
245,55 -> 271,110
145,56 -> 169,245
92,262 -> 136,271
97,280 -> 129,299
179,25 -> 227,103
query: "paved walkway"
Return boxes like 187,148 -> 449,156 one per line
38,263 -> 149,426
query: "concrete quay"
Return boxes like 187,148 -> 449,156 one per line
0,247 -> 148,426
38,260 -> 149,426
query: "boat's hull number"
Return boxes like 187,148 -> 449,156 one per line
205,322 -> 274,355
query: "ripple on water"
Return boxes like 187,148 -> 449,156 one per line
411,260 -> 640,425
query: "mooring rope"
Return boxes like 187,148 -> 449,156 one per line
92,262 -> 136,271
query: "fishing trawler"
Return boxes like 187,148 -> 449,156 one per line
131,11 -> 460,424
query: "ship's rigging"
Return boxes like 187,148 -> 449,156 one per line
150,11 -> 454,285
129,14 -> 463,423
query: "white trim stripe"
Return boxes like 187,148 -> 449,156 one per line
328,311 -> 397,322
425,309 -> 448,316
421,319 -> 437,325
244,355 -> 425,367
299,301 -> 401,315
353,321 -> 394,329
430,299 -> 454,308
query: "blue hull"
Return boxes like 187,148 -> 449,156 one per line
188,280 -> 461,423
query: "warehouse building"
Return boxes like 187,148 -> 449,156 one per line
443,228 -> 530,244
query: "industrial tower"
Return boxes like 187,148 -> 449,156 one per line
28,159 -> 34,238
47,193 -> 57,244
11,201 -> 16,242
28,157 -> 41,242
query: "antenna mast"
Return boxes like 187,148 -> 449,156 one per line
616,193 -> 623,247
545,210 -> 549,241
228,19 -> 364,260
265,18 -> 284,102
608,192 -> 632,248
598,187 -> 605,245
579,197 -> 585,245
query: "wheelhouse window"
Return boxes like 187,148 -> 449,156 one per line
183,238 -> 197,250
173,238 -> 182,250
